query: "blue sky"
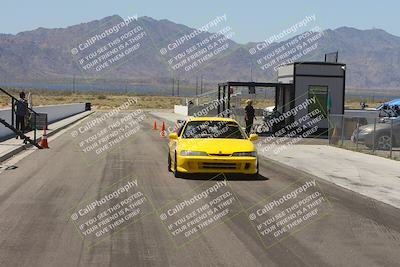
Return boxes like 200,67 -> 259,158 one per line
1,0 -> 398,43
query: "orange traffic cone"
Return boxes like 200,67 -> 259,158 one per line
153,120 -> 157,130
40,127 -> 49,149
160,121 -> 167,138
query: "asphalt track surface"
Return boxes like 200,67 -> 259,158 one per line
0,111 -> 399,267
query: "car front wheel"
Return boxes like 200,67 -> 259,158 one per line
168,151 -> 172,172
174,153 -> 184,178
376,134 -> 392,150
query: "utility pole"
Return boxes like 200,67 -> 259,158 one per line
200,75 -> 203,95
172,77 -> 175,96
177,79 -> 180,96
250,62 -> 253,82
195,77 -> 198,96
72,74 -> 76,94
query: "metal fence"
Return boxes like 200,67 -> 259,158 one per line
328,114 -> 400,160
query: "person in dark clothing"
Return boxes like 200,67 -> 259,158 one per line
15,92 -> 28,141
244,99 -> 255,135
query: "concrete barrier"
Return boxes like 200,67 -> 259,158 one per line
32,103 -> 86,123
0,103 -> 86,139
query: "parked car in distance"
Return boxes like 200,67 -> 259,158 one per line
351,117 -> 400,150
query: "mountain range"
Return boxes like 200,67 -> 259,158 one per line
0,15 -> 400,90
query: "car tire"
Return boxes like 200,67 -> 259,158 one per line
245,161 -> 259,179
254,161 -> 260,179
174,153 -> 184,178
168,151 -> 172,172
256,160 -> 259,175
376,134 -> 392,150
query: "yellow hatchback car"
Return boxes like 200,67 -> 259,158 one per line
168,117 -> 259,178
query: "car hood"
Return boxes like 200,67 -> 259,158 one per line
178,138 -> 256,154
359,123 -> 391,132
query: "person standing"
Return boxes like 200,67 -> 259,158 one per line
15,92 -> 28,141
244,99 -> 255,135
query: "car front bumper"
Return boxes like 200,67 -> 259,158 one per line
176,155 -> 258,174
351,131 -> 373,145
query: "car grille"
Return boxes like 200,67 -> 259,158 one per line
208,153 -> 231,156
200,162 -> 237,169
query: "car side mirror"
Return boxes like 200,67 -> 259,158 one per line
169,132 -> 178,140
249,134 -> 258,141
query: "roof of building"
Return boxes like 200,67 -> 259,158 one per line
188,117 -> 237,122
279,61 -> 346,67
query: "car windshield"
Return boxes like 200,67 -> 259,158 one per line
181,121 -> 246,139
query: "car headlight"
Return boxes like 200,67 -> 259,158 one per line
232,151 -> 257,157
180,150 -> 208,156
359,128 -> 372,135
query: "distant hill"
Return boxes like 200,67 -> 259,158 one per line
0,15 -> 400,90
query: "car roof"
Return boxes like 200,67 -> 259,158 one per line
187,117 -> 237,123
